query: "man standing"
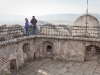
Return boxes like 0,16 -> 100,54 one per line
30,16 -> 37,34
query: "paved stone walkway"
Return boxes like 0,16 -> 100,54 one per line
14,59 -> 100,75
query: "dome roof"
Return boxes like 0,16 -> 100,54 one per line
74,14 -> 99,26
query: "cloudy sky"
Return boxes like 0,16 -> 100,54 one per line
0,0 -> 100,16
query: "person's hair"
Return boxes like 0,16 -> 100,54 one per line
33,16 -> 35,18
25,18 -> 28,21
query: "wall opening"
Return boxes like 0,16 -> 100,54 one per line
23,43 -> 30,53
46,45 -> 52,52
10,59 -> 17,70
42,41 -> 53,58
85,45 -> 100,61
22,43 -> 31,61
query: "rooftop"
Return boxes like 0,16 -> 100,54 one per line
14,58 -> 99,75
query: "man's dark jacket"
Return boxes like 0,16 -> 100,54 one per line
30,18 -> 37,25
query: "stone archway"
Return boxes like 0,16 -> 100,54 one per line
10,59 -> 17,70
85,45 -> 100,61
22,43 -> 31,61
42,41 -> 53,58
10,59 -> 17,75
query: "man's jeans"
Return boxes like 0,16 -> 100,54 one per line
32,26 -> 36,34
25,27 -> 29,36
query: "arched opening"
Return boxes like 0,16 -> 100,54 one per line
23,43 -> 30,53
10,59 -> 18,75
46,45 -> 52,52
22,43 -> 31,61
85,45 -> 100,61
10,59 -> 17,70
42,41 -> 53,58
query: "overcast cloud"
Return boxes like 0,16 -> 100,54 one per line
0,0 -> 100,16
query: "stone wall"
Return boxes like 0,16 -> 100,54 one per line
39,25 -> 71,36
0,24 -> 100,41
35,38 -> 86,62
0,24 -> 24,41
0,36 -> 100,75
0,38 -> 35,75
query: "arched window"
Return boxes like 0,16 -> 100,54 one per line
86,45 -> 100,52
85,45 -> 100,61
10,59 -> 17,70
23,43 -> 30,53
46,45 -> 52,52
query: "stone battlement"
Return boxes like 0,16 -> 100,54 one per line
0,24 -> 100,42
0,14 -> 100,75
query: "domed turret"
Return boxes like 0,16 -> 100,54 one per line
74,14 -> 99,27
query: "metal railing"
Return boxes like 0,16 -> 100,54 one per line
72,26 -> 100,38
0,25 -> 100,41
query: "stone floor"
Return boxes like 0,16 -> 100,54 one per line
12,58 -> 100,75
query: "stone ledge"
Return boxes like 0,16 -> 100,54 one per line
0,35 -> 100,46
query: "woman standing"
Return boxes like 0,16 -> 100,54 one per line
25,18 -> 29,36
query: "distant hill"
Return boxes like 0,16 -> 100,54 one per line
0,13 -> 50,26
36,14 -> 81,25
37,13 -> 100,25
0,13 -> 100,26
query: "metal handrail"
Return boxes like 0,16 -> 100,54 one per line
0,25 -> 100,41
